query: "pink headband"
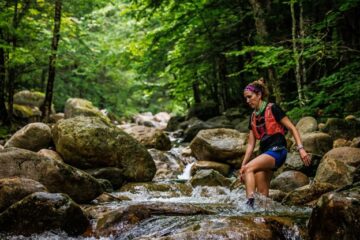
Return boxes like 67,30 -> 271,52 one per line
244,85 -> 261,93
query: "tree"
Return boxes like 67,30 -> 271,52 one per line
42,0 -> 62,121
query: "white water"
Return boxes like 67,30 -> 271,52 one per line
177,162 -> 194,180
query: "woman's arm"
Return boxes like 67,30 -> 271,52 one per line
280,116 -> 311,166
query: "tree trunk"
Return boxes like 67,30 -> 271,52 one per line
42,0 -> 62,122
192,79 -> 201,104
249,0 -> 282,103
291,0 -> 305,106
0,28 -> 8,124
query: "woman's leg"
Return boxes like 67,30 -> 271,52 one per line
254,170 -> 273,197
243,154 -> 275,198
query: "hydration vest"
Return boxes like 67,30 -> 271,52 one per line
251,103 -> 285,140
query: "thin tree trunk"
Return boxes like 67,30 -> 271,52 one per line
291,0 -> 305,106
192,78 -> 201,104
42,0 -> 62,122
299,0 -> 308,102
0,28 -> 8,124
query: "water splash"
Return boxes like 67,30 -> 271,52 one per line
177,162 -> 194,180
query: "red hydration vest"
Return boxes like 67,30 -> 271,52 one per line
251,103 -> 285,140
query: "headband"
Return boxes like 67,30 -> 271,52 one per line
244,84 -> 261,93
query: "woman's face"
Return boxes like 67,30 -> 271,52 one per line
244,90 -> 261,109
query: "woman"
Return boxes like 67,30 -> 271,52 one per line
240,78 -> 311,208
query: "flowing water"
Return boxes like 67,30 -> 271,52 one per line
1,146 -> 312,240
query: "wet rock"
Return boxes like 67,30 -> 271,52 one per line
314,147 -> 360,187
120,182 -> 193,197
269,189 -> 287,202
235,118 -> 250,133
182,118 -> 213,142
308,185 -> 360,240
85,167 -> 124,189
0,192 -> 89,236
37,149 -> 63,162
190,169 -> 232,187
165,116 -> 186,131
0,177 -> 48,212
190,128 -> 247,163
270,170 -> 309,192
52,116 -> 156,182
320,117 -> 360,140
191,160 -> 230,176
4,122 -> 52,152
149,149 -> 184,180
282,182 -> 337,206
0,148 -> 103,203
301,132 -> 333,157
49,112 -> 65,123
94,203 -> 213,237
123,125 -> 171,151
205,116 -> 233,128
296,116 -> 318,135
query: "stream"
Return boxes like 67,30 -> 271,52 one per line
1,143 -> 312,240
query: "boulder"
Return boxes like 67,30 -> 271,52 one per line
0,192 -> 89,236
296,116 -> 318,135
4,122 -> 52,152
37,149 -> 63,162
350,137 -> 360,148
301,132 -> 333,156
333,138 -> 351,148
270,170 -> 309,192
52,116 -> 156,182
282,182 -> 336,206
123,125 -> 171,151
314,147 -> 360,187
190,128 -> 247,164
0,177 -> 47,212
191,160 -> 231,176
13,90 -> 45,108
190,169 -> 232,187
64,98 -> 110,122
320,117 -> 360,140
0,148 -> 103,203
149,148 -> 184,180
85,167 -> 124,189
308,185 -> 360,240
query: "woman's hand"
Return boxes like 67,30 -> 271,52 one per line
239,165 -> 246,182
299,148 -> 311,166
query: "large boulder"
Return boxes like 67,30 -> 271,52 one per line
308,185 -> 360,240
0,192 -> 89,236
122,125 -> 171,151
191,160 -> 231,176
64,98 -> 109,122
190,128 -> 247,165
13,90 -> 45,108
314,147 -> 360,188
0,148 -> 103,203
148,149 -> 184,180
0,177 -> 47,212
270,170 -> 309,192
320,117 -> 360,140
52,116 -> 156,182
4,122 -> 52,152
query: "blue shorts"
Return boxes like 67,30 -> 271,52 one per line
263,147 -> 287,170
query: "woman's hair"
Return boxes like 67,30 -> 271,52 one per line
244,77 -> 269,100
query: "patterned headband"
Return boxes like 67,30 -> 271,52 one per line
244,84 -> 261,93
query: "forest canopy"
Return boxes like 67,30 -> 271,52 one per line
1,0 -> 360,123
